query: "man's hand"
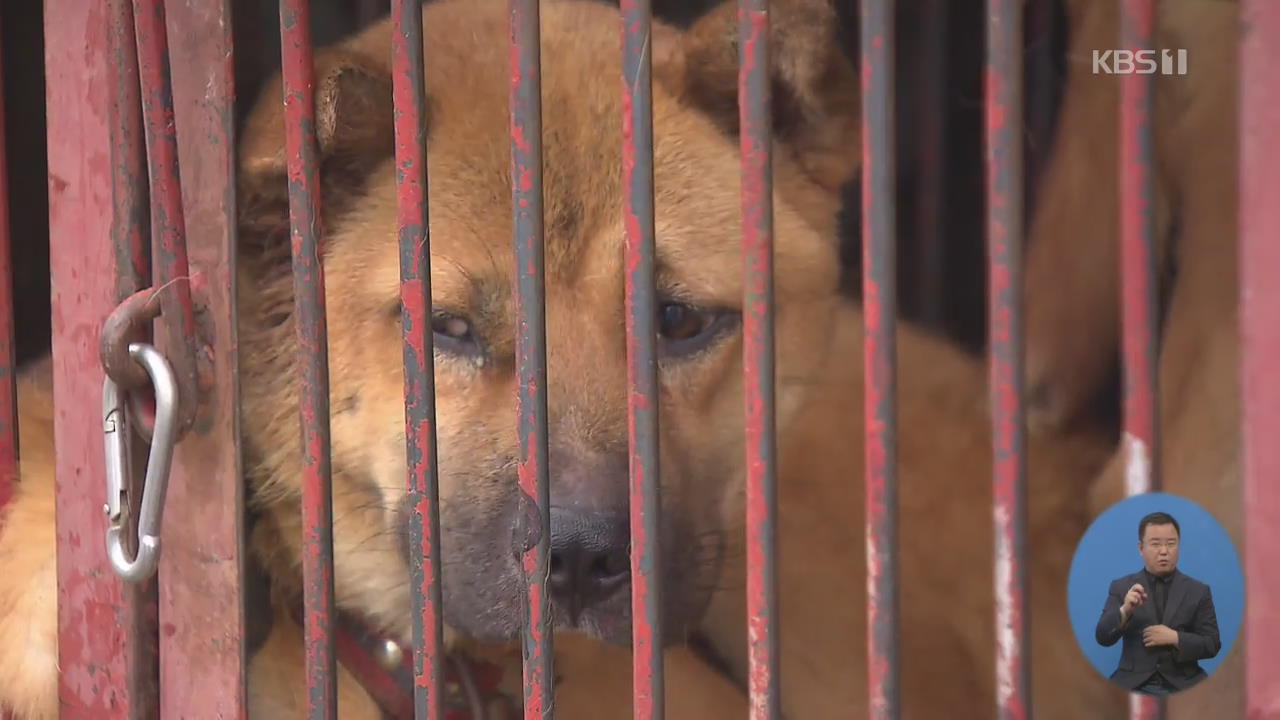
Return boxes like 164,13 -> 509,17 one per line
1119,583 -> 1147,624
1143,625 -> 1180,648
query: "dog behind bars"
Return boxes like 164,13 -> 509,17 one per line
1,0 -> 1126,716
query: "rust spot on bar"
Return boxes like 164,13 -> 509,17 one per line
985,1 -> 1030,717
738,3 -> 780,718
860,1 -> 899,718
152,0 -> 248,713
620,0 -> 665,716
49,0 -> 135,713
131,0 -> 201,436
279,0 -> 339,716
508,0 -> 555,715
390,1 -> 448,717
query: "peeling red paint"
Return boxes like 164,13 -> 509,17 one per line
106,0 -> 162,713
150,0 -> 248,714
132,0 -> 201,439
620,0 -> 665,716
390,2 -> 448,716
508,0 -> 555,715
860,2 -> 899,718
47,0 -> 134,713
985,2 -> 1030,718
738,5 -> 781,719
279,1 -> 339,717
1239,2 -> 1280,716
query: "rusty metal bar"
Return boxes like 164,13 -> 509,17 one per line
985,1 -> 1031,718
131,0 -> 201,436
738,1 -> 780,717
1239,0 -> 1280,715
155,0 -> 248,714
620,0 -> 665,717
110,0 -> 153,303
390,1 -> 447,717
0,22 -> 15,512
107,0 -> 162,713
47,0 -> 135,712
508,0 -> 555,715
860,0 -> 899,718
280,0 -> 339,716
1118,1 -> 1163,717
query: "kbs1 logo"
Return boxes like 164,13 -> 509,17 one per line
1092,49 -> 1188,75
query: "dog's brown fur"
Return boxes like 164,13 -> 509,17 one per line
1022,0 -> 1242,717
4,0 -> 1131,717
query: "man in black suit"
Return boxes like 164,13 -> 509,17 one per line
1094,511 -> 1222,695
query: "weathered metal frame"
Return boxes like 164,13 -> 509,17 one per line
986,1 -> 1031,718
9,0 -> 1277,717
1239,1 -> 1280,717
390,1 -> 448,717
278,1 -> 341,717
860,0 -> 900,717
41,0 -> 249,716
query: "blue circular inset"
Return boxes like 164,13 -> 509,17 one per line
1067,492 -> 1244,688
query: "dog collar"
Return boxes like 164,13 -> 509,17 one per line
304,607 -> 510,719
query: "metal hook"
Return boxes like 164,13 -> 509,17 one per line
103,342 -> 180,583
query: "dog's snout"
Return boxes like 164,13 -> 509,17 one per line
548,507 -> 630,617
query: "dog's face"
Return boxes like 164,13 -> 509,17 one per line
237,0 -> 858,646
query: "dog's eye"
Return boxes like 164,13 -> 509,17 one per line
656,302 -> 738,358
431,313 -> 480,356
658,303 -> 705,341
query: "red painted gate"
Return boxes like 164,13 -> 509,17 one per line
0,0 -> 1276,718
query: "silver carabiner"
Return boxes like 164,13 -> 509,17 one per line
102,342 -> 179,584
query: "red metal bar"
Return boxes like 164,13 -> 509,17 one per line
109,0 -> 152,302
860,1 -> 899,718
47,0 -> 134,713
390,1 -> 447,717
1239,1 -> 1280,716
620,0 -> 665,718
131,0 -> 201,435
280,1 -> 339,716
1118,1 -> 1163,717
0,21 -> 16,511
107,0 -> 162,713
156,0 -> 248,714
738,1 -> 780,718
508,0 -> 555,715
985,1 -> 1031,718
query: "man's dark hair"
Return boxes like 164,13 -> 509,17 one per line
1138,511 -> 1181,541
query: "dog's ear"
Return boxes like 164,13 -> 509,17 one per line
236,47 -> 397,280
239,47 -> 396,179
654,0 -> 859,192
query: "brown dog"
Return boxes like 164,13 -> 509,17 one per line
1022,0 -> 1243,717
3,0 -> 1126,717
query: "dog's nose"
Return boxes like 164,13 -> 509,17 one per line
548,507 -> 630,614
